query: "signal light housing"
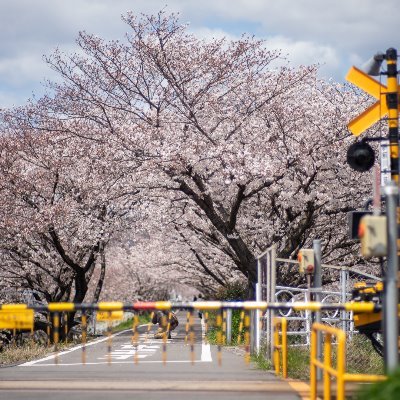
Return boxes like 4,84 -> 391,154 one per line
347,141 -> 375,172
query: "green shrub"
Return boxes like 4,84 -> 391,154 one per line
214,280 -> 247,301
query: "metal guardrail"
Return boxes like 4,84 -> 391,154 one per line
310,323 -> 386,400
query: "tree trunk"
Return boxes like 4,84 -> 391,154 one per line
92,247 -> 106,303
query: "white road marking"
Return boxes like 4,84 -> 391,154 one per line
20,325 -> 149,367
201,318 -> 212,362
98,343 -> 160,360
20,320 -> 213,367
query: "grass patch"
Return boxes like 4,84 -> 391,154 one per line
112,313 -> 152,333
287,346 -> 310,380
0,342 -> 50,366
251,351 -> 273,370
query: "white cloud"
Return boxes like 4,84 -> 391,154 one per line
0,0 -> 399,107
265,36 -> 340,76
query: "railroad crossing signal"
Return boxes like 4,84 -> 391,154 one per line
346,66 -> 400,136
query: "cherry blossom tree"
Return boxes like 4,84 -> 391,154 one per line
1,11 -> 374,303
0,109 -> 142,310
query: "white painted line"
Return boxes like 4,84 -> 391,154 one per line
201,318 -> 212,362
20,326 -> 148,367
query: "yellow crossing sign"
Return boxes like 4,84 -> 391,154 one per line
96,310 -> 124,321
346,66 -> 400,136
0,309 -> 34,330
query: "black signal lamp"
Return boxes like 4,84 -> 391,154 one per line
347,141 -> 375,172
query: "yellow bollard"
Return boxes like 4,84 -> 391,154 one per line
132,313 -> 139,364
81,313 -> 87,365
204,312 -> 209,343
222,310 -> 227,345
323,333 -> 332,400
216,311 -> 223,366
53,312 -> 60,365
63,313 -> 68,343
244,313 -> 250,364
185,311 -> 190,343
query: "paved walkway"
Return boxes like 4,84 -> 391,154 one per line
0,312 -> 308,400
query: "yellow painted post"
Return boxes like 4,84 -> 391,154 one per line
244,312 -> 250,364
81,313 -> 87,365
63,313 -> 68,343
310,328 -> 317,400
204,311 -> 209,343
132,313 -> 139,364
336,331 -> 346,400
53,312 -> 60,365
386,49 -> 399,183
185,311 -> 190,343
222,310 -> 227,345
216,311 -> 223,366
323,333 -> 332,400
281,318 -> 288,379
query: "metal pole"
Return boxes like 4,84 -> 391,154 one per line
340,269 -> 347,333
270,246 -> 276,359
313,239 -> 323,381
384,181 -> 399,372
226,308 -> 232,345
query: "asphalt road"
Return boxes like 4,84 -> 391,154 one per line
0,312 -> 305,399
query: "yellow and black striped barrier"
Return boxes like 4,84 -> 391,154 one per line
0,301 -> 382,367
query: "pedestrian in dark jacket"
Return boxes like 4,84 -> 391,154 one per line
152,310 -> 178,339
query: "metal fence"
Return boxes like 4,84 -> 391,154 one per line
255,245 -> 382,356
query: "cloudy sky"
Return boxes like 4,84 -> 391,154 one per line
0,0 -> 398,108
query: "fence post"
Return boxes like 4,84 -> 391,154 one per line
340,268 -> 348,333
266,246 -> 277,359
226,308 -> 232,345
313,239 -> 323,380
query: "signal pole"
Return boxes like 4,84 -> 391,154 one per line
386,48 -> 399,183
346,48 -> 400,373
